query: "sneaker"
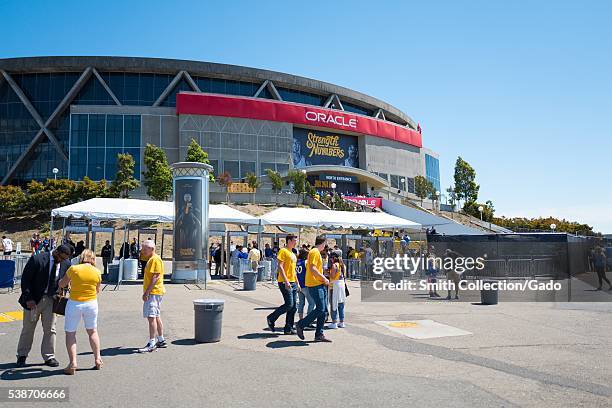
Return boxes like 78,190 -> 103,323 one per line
155,339 -> 167,348
314,334 -> 332,343
296,324 -> 305,340
138,343 -> 157,353
454,295 -> 459,300
44,358 -> 59,367
338,322 -> 345,328
16,356 -> 26,368
327,323 -> 338,329
283,328 -> 296,335
266,316 -> 275,332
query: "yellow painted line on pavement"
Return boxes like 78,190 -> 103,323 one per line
0,310 -> 23,322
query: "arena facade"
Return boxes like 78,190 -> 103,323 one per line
0,56 -> 440,201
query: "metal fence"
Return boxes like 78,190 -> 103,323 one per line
0,254 -> 30,289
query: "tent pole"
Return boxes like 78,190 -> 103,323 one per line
49,216 -> 54,250
61,218 -> 66,243
116,220 -> 128,290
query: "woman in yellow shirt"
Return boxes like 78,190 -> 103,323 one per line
58,249 -> 102,375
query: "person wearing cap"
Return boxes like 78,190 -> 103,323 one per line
15,244 -> 73,368
138,240 -> 166,353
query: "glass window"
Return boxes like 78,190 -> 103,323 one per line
105,148 -> 122,180
69,147 -> 87,180
276,163 -> 289,175
223,160 -> 239,179
390,174 -> 400,189
240,161 -> 255,178
260,162 -> 276,176
208,159 -> 219,176
406,177 -> 415,194
123,115 -> 140,147
71,114 -> 88,147
87,148 -> 105,180
88,114 -> 105,147
106,115 -> 123,147
124,148 -> 141,180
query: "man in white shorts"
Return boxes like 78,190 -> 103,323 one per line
138,240 -> 166,353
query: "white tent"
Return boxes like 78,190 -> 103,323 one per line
260,207 -> 421,230
51,198 -> 259,225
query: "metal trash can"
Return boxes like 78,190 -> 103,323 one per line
193,299 -> 224,343
480,280 -> 498,305
256,265 -> 265,282
390,270 -> 403,284
243,271 -> 257,291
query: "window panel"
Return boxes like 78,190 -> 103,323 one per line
240,161 -> 255,178
223,160 -> 239,179
106,115 -> 123,147
123,115 -> 141,147
88,114 -> 105,147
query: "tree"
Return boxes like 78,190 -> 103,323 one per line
265,168 -> 283,193
464,200 -> 495,222
185,138 -> 215,182
446,186 -> 457,211
453,156 -> 479,208
143,144 -> 173,201
414,175 -> 433,206
0,185 -> 27,217
217,171 -> 233,204
287,169 -> 306,195
244,172 -> 261,204
109,153 -> 140,198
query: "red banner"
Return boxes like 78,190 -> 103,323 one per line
176,92 -> 422,148
342,196 -> 382,209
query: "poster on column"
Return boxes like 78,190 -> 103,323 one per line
174,178 -> 203,261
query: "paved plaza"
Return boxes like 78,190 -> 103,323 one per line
0,281 -> 611,407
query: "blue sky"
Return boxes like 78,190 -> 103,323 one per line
1,0 -> 611,232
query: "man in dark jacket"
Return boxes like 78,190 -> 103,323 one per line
101,240 -> 114,276
16,245 -> 73,368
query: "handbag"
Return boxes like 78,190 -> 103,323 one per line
53,288 -> 69,316
344,276 -> 350,297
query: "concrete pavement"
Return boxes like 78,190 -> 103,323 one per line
0,280 -> 611,407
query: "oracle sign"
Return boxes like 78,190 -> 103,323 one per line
305,111 -> 357,129
176,92 -> 422,148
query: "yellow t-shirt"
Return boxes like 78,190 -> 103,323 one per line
143,254 -> 165,295
67,263 -> 101,302
330,261 -> 345,282
306,248 -> 325,287
276,248 -> 297,283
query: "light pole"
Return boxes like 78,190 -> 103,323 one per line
52,167 -> 59,180
435,190 -> 440,211
550,223 -> 557,233
331,182 -> 337,209
478,205 -> 484,221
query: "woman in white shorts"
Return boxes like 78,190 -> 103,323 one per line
58,249 -> 102,374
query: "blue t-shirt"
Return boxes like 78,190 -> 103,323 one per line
264,248 -> 273,258
238,252 -> 248,259
296,259 -> 306,286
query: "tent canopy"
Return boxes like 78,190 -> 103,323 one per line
51,198 -> 259,225
260,207 -> 421,230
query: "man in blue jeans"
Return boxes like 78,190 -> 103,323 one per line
296,235 -> 331,342
267,234 -> 299,334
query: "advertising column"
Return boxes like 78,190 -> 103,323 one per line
171,162 -> 213,283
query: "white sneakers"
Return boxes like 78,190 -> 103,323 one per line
338,322 -> 346,328
328,322 -> 346,329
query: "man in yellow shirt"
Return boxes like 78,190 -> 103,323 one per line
266,234 -> 299,334
296,235 -> 331,342
138,240 -> 166,353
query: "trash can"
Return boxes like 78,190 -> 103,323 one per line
256,265 -> 265,282
480,280 -> 498,305
390,270 -> 403,284
107,264 -> 120,283
243,271 -> 257,291
123,259 -> 139,280
193,299 -> 224,343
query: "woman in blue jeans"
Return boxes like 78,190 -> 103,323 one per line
296,248 -> 314,320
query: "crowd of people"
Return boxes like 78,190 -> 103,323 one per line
14,239 -> 167,374
267,234 -> 348,342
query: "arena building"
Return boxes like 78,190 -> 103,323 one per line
0,56 -> 440,203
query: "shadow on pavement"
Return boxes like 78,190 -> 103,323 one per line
237,333 -> 278,340
266,340 -> 309,349
253,307 -> 276,310
172,338 -> 198,346
78,347 -> 139,356
1,367 -> 64,380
